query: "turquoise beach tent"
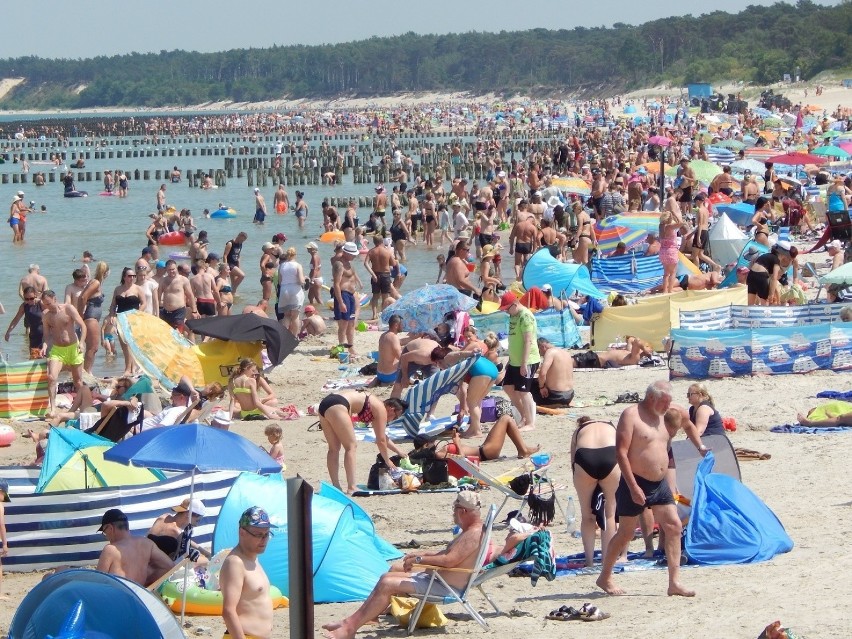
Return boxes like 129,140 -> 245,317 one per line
522,247 -> 606,299
213,473 -> 401,603
685,452 -> 793,565
9,569 -> 183,639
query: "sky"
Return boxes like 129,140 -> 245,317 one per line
0,0 -> 841,60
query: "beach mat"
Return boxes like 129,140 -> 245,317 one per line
355,415 -> 465,443
513,550 -> 678,578
770,424 -> 852,434
817,390 -> 852,401
352,485 -> 460,497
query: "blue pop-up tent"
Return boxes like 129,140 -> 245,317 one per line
685,452 -> 793,565
213,473 -> 401,602
522,248 -> 606,299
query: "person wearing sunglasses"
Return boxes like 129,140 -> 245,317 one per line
220,506 -> 274,639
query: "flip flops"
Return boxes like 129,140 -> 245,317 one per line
547,604 -> 611,622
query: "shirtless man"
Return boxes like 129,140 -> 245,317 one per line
96,509 -> 175,587
363,234 -> 396,320
572,337 -> 651,369
242,299 -> 269,317
220,506 -> 274,639
273,184 -> 290,215
678,158 -> 697,215
156,184 -> 167,212
668,271 -> 723,292
252,188 -> 267,225
19,264 -> 48,300
444,240 -> 480,297
509,215 -> 538,279
64,269 -> 88,315
159,260 -> 197,332
323,492 -> 484,639
332,242 -> 362,356
190,260 -> 222,318
596,380 -> 695,597
709,165 -> 735,196
372,314 -> 403,387
390,335 -> 441,399
532,338 -> 574,407
41,290 -> 86,417
189,230 -> 210,263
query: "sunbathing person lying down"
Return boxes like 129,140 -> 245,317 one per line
572,336 -> 653,369
796,405 -> 852,427
410,414 -> 540,461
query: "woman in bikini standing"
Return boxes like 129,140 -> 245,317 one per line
108,267 -> 144,376
317,391 -> 409,494
79,261 -> 109,374
573,204 -> 594,265
751,197 -> 773,248
571,416 -> 620,567
659,189 -> 685,293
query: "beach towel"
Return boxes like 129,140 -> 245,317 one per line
816,390 -> 852,401
351,485 -> 459,497
356,415 -> 466,443
770,424 -> 852,434
799,400 -> 852,422
321,377 -> 372,391
513,550 -> 673,578
484,530 -> 555,586
685,452 -> 793,565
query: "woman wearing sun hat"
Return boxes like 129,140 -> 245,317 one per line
478,244 -> 503,294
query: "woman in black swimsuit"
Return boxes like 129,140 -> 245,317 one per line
108,267 -> 144,376
410,414 -> 540,462
751,197 -> 773,248
317,391 -> 408,494
573,204 -> 594,265
746,242 -> 797,306
570,416 -> 620,567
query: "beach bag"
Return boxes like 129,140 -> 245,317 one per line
368,453 -> 402,489
422,459 -> 449,485
389,596 -> 448,629
528,482 -> 556,526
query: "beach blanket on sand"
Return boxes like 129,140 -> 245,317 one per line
352,485 -> 459,497
484,530 -> 555,586
771,424 -> 852,434
817,390 -> 852,401
355,415 -> 466,443
322,377 -> 372,391
513,550 -> 675,578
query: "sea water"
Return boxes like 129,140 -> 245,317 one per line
0,137 -> 491,373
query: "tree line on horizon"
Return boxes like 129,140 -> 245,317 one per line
0,1 -> 848,110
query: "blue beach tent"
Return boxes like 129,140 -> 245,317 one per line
522,248 -> 606,299
685,452 -> 793,565
9,569 -> 183,639
213,473 -> 401,602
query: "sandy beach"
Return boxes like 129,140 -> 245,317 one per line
1,323 -> 850,638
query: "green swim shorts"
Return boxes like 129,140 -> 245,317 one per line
49,342 -> 84,367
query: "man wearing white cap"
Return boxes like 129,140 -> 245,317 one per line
253,188 -> 267,225
826,240 -> 845,271
322,492 -> 484,639
332,242 -> 363,356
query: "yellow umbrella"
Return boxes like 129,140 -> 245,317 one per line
116,310 -> 205,389
638,161 -> 674,175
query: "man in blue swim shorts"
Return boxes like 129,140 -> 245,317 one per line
372,314 -> 403,386
332,242 -> 362,356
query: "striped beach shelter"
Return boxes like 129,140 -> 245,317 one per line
390,354 -> 480,438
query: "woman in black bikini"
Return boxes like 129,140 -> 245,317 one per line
570,416 -> 620,567
108,267 -> 144,376
411,414 -> 540,462
573,204 -> 594,265
317,391 -> 408,494
751,197 -> 773,248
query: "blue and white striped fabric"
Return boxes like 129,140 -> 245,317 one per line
389,355 -> 479,438
1,468 -> 239,573
591,253 -> 662,294
705,147 -> 736,165
678,303 -> 850,331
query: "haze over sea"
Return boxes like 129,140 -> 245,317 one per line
0,134 -> 468,374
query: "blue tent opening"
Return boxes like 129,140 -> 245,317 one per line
522,248 -> 605,299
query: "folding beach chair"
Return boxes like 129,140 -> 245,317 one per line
407,504 -> 502,634
86,405 -> 144,442
389,354 -> 480,439
450,455 -> 565,523
177,397 -> 203,424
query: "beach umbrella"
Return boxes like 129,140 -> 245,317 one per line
648,135 -> 672,147
665,160 -> 722,184
821,130 -> 841,139
836,141 -> 852,154
766,152 -> 827,166
761,116 -> 784,128
819,263 -> 852,287
593,224 -> 648,256
597,213 -> 660,235
116,310 -> 204,390
811,145 -> 850,160
104,424 -> 282,623
731,159 -> 767,174
552,176 -> 591,196
707,192 -> 732,206
714,139 -> 746,150
380,284 -> 477,333
638,161 -> 674,174
186,314 -> 297,367
714,203 -> 755,227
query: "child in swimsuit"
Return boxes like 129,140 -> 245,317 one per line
264,424 -> 286,468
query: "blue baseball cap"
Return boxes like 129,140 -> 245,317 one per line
239,506 -> 272,529
155,260 -> 167,269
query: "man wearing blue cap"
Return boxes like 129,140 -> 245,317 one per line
220,506 -> 273,639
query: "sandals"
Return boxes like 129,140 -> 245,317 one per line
547,603 -> 610,622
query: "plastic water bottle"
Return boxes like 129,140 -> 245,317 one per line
566,496 -> 580,537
